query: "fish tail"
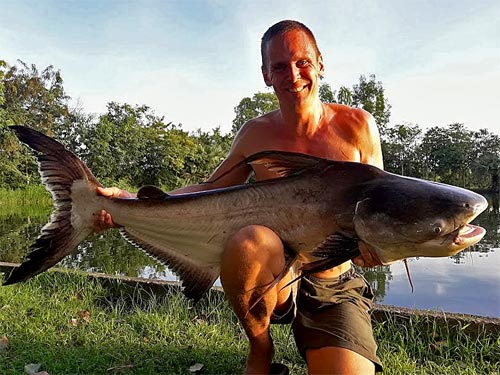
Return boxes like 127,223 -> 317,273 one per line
3,126 -> 102,285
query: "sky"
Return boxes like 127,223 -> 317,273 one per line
1,0 -> 499,135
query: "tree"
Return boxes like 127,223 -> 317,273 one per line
189,127 -> 232,183
351,74 -> 391,135
383,123 -> 422,176
319,82 -> 335,103
470,128 -> 500,191
337,86 -> 353,106
418,124 -> 476,186
0,60 -> 72,188
231,92 -> 279,134
2,60 -> 70,134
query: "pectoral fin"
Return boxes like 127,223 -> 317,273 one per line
279,233 -> 360,290
302,233 -> 360,272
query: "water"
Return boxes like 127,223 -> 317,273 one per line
377,251 -> 500,317
1,198 -> 499,318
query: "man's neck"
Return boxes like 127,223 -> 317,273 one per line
279,100 -> 325,137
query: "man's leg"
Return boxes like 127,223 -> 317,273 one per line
293,273 -> 382,374
306,347 -> 375,375
220,225 -> 292,375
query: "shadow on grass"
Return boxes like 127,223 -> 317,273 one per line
1,337 -> 245,374
0,272 -> 247,374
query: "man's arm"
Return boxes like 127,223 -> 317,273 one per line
359,112 -> 384,169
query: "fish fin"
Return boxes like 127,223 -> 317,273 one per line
3,227 -> 93,285
137,185 -> 168,200
246,151 -> 327,178
208,151 -> 325,185
276,233 -> 360,291
246,249 -> 298,317
120,228 -> 219,302
302,233 -> 360,272
4,126 -> 100,285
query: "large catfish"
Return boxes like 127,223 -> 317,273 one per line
3,126 -> 488,301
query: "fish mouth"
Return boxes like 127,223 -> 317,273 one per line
451,224 -> 486,247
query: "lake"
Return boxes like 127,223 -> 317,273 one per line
0,195 -> 498,318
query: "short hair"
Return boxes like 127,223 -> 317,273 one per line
261,20 -> 321,68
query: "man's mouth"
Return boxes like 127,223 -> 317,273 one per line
287,85 -> 307,93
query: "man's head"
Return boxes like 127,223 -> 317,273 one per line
260,20 -> 324,107
261,20 -> 321,70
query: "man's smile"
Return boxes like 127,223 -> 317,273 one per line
287,84 -> 308,93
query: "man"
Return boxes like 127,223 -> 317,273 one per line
97,20 -> 383,374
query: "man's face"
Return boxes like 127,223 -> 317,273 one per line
262,29 -> 324,107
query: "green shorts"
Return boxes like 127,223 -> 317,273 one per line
272,269 -> 383,372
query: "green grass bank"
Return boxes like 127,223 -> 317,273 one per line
0,271 -> 498,375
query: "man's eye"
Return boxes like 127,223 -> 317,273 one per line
297,60 -> 310,68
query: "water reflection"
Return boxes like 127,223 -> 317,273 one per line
1,194 -> 498,317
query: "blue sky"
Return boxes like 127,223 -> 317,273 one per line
2,0 -> 499,134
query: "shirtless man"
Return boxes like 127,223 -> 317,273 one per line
97,20 -> 383,374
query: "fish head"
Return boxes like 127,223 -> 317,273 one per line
353,175 -> 488,263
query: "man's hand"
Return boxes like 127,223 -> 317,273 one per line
352,241 -> 382,268
94,187 -> 134,232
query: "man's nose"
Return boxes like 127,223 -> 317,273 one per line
286,65 -> 301,82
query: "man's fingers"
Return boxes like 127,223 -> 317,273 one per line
93,209 -> 120,232
96,186 -> 122,197
352,256 -> 365,267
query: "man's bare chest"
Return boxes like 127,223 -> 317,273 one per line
247,135 -> 360,162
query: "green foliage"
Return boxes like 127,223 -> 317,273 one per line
231,92 -> 279,134
381,123 -> 500,190
318,82 -> 335,103
351,74 -> 391,135
80,103 -> 189,189
337,86 -> 353,106
0,60 -> 72,188
188,127 -> 233,184
418,124 -> 476,186
1,59 -> 498,193
2,60 -> 69,134
383,123 -> 422,176
470,128 -> 500,191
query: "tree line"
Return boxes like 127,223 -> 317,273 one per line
1,59 -> 498,192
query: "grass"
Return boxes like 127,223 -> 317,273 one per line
0,272 -> 498,375
0,186 -> 52,217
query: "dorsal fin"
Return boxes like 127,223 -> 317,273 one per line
137,185 -> 168,200
207,151 -> 327,185
246,151 -> 327,178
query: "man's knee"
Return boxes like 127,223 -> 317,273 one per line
223,225 -> 285,264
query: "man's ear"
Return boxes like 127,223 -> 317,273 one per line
261,65 -> 272,87
318,55 -> 325,77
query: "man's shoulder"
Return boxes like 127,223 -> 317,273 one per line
231,110 -> 281,155
237,110 -> 280,137
327,103 -> 373,123
325,103 -> 375,135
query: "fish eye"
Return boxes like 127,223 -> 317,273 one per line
434,227 -> 442,234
